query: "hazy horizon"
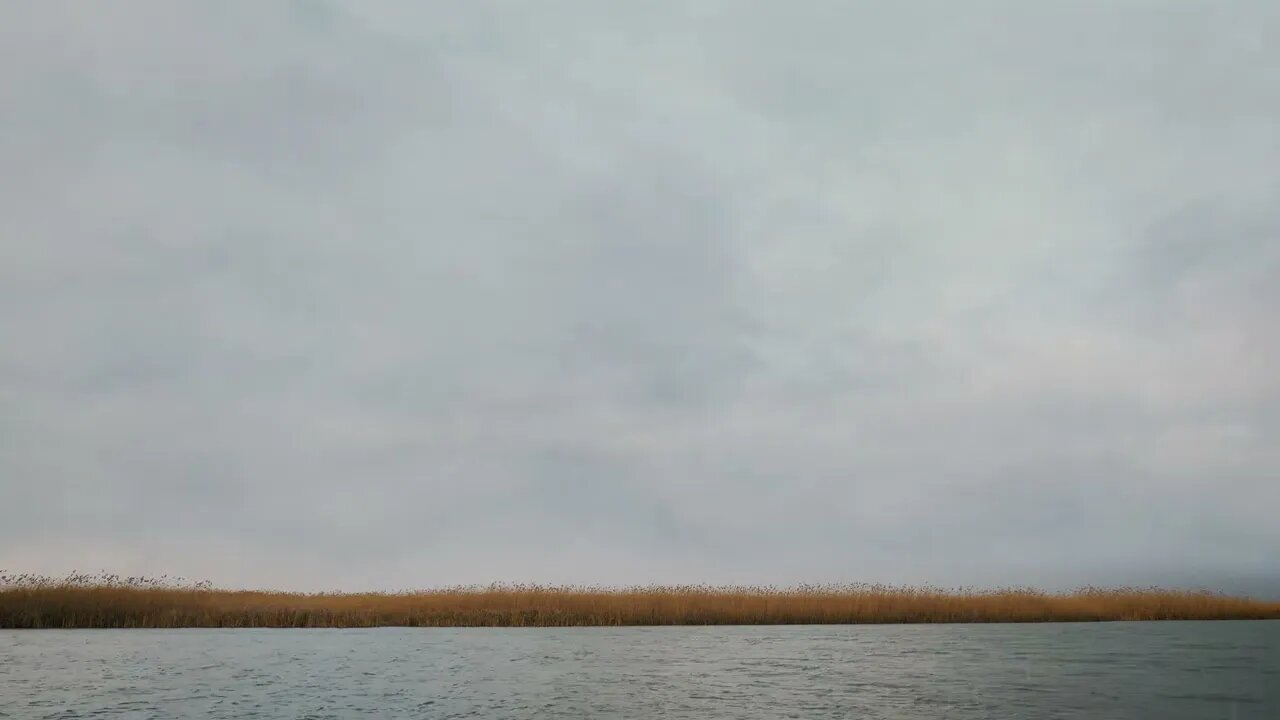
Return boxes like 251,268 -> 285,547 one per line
2,1 -> 1278,595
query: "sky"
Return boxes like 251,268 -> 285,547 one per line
2,1 -> 1278,594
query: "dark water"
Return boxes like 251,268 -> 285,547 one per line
2,621 -> 1277,719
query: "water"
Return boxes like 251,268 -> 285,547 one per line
2,621 -> 1277,719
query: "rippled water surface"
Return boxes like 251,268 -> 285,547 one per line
2,621 -> 1277,719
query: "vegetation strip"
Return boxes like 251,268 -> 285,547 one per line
4,573 -> 1278,628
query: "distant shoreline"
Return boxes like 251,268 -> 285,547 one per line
3,577 -> 1279,628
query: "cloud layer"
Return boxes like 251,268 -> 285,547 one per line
3,1 -> 1277,592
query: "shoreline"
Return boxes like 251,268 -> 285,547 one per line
4,582 -> 1279,629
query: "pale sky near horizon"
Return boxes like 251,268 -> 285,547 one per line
2,1 -> 1278,594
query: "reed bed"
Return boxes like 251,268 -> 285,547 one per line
2,573 -> 1277,628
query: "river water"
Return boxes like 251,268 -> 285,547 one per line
2,621 -> 1276,718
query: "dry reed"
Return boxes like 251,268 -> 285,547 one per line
2,573 -> 1277,628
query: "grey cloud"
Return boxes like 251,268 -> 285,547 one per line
2,1 -> 1278,594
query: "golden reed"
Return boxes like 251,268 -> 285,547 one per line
2,574 -> 1277,628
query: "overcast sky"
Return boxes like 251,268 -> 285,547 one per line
2,1 -> 1277,593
